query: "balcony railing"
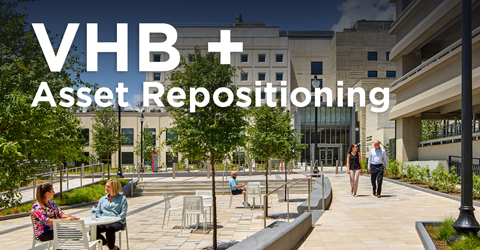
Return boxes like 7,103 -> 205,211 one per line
420,113 -> 480,146
391,26 -> 480,88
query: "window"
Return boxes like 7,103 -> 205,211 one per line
153,54 -> 161,62
241,73 -> 248,81
276,73 -> 283,81
166,153 -> 178,167
311,62 -> 323,75
166,129 -> 177,144
386,71 -> 396,78
80,128 -> 89,145
261,92 -> 266,99
368,52 -> 377,61
122,128 -> 134,145
188,54 -> 194,62
276,92 -> 281,99
368,71 -> 378,78
276,54 -> 283,62
148,128 -> 156,146
241,54 -> 248,62
386,52 -> 390,61
154,73 -> 161,81
122,152 -> 134,164
258,54 -> 266,62
258,73 -> 266,81
311,78 -> 323,92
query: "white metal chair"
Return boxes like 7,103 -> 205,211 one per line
52,220 -> 101,250
229,189 -> 246,208
117,223 -> 129,250
246,183 -> 262,209
31,216 -> 52,250
181,196 -> 206,234
195,190 -> 212,223
163,192 -> 182,230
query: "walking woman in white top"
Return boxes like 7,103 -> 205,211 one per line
347,144 -> 362,197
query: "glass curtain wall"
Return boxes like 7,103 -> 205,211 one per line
299,106 -> 352,165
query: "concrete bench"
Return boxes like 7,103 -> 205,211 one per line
297,177 -> 332,215
229,212 -> 313,250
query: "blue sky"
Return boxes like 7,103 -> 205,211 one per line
22,0 -> 395,109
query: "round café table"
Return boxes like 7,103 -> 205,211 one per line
80,216 -> 121,241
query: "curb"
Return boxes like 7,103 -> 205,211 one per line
379,176 -> 480,207
415,221 -> 440,250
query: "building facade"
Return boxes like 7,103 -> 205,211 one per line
75,17 -> 398,168
389,0 -> 480,162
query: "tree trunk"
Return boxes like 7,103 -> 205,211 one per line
211,160 -> 217,250
265,159 -> 269,216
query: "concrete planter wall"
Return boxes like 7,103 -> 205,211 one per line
416,221 -> 441,250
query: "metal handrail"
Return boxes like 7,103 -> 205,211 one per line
390,26 -> 480,88
262,174 -> 323,228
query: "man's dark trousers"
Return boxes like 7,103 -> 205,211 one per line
371,164 -> 384,195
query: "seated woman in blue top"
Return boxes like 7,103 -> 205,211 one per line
96,179 -> 128,250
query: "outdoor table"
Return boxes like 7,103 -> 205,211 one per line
80,216 -> 121,241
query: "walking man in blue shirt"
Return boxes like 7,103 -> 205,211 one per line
229,171 -> 248,207
368,140 -> 388,198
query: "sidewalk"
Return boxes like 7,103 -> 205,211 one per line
1,169 -> 477,249
299,168 -> 480,249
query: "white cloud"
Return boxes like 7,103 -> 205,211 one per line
331,0 -> 396,32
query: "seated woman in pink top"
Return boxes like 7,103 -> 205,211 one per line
30,183 -> 78,241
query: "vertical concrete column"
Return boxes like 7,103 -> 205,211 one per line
395,116 -> 422,162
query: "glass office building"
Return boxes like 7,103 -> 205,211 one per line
295,103 -> 355,166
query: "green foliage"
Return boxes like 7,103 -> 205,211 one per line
403,164 -> 415,182
0,1 -> 95,207
361,159 -> 368,172
449,233 -> 480,250
98,177 -> 129,186
436,216 -> 456,241
428,165 -> 459,193
134,126 -> 159,165
473,174 -> 480,199
91,107 -> 124,165
388,159 -> 401,179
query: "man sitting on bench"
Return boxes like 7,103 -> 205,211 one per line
229,171 -> 249,207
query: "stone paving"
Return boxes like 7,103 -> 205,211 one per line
2,168 -> 479,249
0,173 -> 308,250
299,169 -> 480,249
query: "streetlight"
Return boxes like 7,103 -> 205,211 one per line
140,113 -> 145,173
449,0 -> 480,242
312,75 -> 321,174
117,98 -> 124,178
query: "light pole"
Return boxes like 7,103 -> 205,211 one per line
117,98 -> 124,178
312,75 -> 321,173
140,114 -> 145,173
449,0 -> 480,242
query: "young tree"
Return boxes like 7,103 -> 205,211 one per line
91,107 -> 124,179
134,126 -> 159,167
0,1 -> 95,207
164,48 -> 247,249
246,104 -> 290,215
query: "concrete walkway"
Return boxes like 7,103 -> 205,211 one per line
299,168 -> 480,249
1,168 -> 477,249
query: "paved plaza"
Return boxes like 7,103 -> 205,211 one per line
1,168 -> 478,249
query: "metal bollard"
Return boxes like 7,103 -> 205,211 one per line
66,169 -> 69,190
339,160 -> 342,171
335,165 -> 338,174
321,161 -> 323,172
173,163 -> 176,179
101,163 -> 105,180
308,178 -> 311,212
33,177 -> 36,200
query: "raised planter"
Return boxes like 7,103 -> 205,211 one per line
416,221 -> 441,250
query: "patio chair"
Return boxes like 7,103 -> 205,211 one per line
246,184 -> 262,209
52,220 -> 101,250
163,192 -> 182,230
117,222 -> 130,250
31,216 -> 52,250
195,190 -> 212,223
181,196 -> 206,234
